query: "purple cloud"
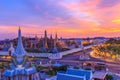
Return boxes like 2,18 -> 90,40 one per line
0,0 -> 74,27
98,0 -> 120,8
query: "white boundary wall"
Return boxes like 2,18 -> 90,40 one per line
0,45 -> 92,59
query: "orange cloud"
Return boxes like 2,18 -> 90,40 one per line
112,19 -> 120,24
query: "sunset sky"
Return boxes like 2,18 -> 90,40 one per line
0,0 -> 120,39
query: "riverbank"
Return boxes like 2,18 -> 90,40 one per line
90,51 -> 120,64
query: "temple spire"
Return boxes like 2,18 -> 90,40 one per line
52,39 -> 58,53
13,27 -> 26,55
44,30 -> 48,49
55,32 -> 58,43
35,34 -> 38,41
52,34 -> 58,53
45,30 -> 47,39
50,34 -> 53,49
50,34 -> 53,40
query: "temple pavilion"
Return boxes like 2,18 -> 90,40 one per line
3,27 -> 40,80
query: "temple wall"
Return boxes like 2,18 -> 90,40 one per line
0,51 -> 9,55
60,45 -> 92,56
26,45 -> 92,59
0,45 -> 93,59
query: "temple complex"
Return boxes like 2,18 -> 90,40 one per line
0,29 -> 84,54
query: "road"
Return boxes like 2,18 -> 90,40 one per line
57,49 -> 120,74
34,49 -> 120,75
34,48 -> 120,75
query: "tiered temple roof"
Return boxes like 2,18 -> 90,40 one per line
3,27 -> 37,79
13,27 -> 26,56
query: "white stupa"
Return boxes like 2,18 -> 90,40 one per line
8,42 -> 15,55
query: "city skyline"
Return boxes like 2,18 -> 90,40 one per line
0,0 -> 120,39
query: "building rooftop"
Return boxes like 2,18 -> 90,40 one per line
92,71 -> 107,80
57,68 -> 92,80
